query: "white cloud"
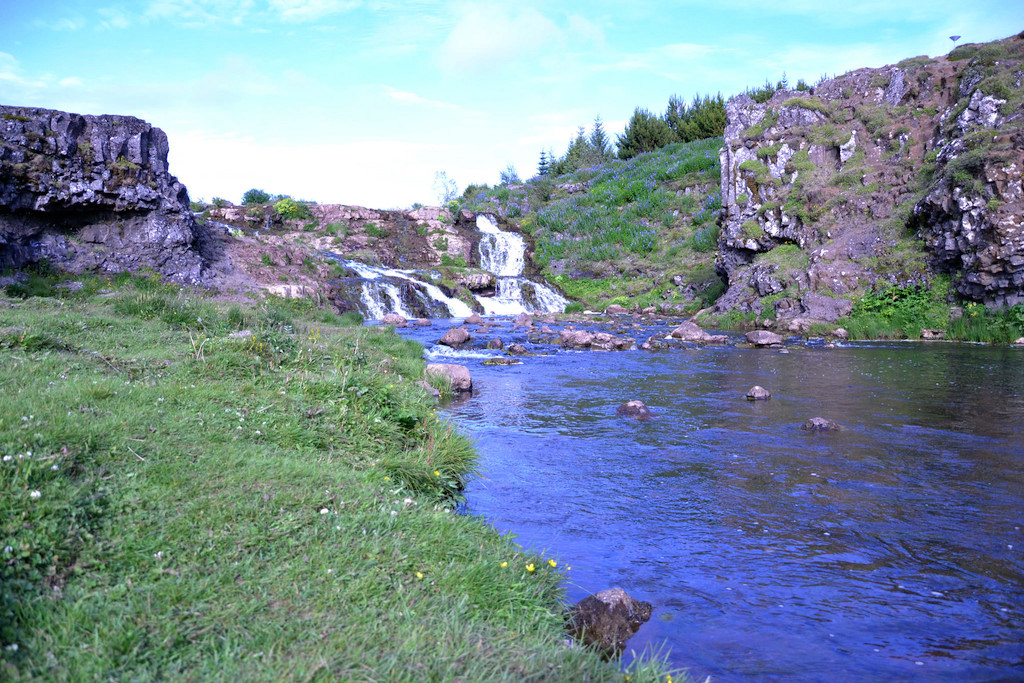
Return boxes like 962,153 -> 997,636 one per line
59,77 -> 84,88
98,7 -> 133,30
34,17 -> 87,31
382,86 -> 462,111
438,3 -> 563,75
266,0 -> 362,22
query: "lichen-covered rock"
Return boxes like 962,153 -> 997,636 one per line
566,587 -> 653,658
713,32 -> 1024,314
0,105 -> 212,283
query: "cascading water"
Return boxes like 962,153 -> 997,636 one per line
327,257 -> 473,320
474,214 -> 568,315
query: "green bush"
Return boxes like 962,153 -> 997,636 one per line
273,197 -> 313,220
242,188 -> 270,205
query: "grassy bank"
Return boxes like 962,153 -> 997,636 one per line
0,271 -> 674,682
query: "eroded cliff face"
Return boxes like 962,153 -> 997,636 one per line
0,105 -> 212,283
714,32 -> 1024,322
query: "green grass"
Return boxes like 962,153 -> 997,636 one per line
0,272 -> 677,682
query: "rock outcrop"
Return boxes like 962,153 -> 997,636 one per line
713,32 -> 1024,316
0,105 -> 214,283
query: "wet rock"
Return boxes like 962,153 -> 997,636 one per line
566,587 -> 653,658
486,337 -> 504,350
483,357 -> 521,366
464,312 -> 484,325
1014,337 -> 1024,346
513,313 -> 533,328
832,327 -> 849,340
413,318 -> 432,326
801,417 -> 842,432
746,330 -> 784,346
382,313 -> 407,327
746,385 -> 771,401
670,321 -> 710,342
507,343 -> 528,355
920,328 -> 946,340
425,363 -> 472,393
438,326 -> 470,347
616,400 -> 654,420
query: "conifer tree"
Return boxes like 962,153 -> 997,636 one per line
538,149 -> 550,176
616,108 -> 675,159
589,116 -> 610,160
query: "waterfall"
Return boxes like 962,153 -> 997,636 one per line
327,257 -> 473,320
474,215 -> 568,315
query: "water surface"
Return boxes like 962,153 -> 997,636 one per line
400,321 -> 1024,680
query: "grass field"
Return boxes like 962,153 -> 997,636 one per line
0,271 -> 676,682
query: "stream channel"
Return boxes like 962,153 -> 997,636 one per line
393,317 -> 1024,681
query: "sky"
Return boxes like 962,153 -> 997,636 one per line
1,1 -> 1022,209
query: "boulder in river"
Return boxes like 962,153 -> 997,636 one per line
513,313 -> 533,328
425,363 -> 472,393
746,330 -> 784,346
605,304 -> 628,314
746,385 -> 771,401
566,587 -> 653,658
381,313 -> 407,327
464,312 -> 484,325
438,326 -> 470,347
801,417 -> 842,432
507,343 -> 529,355
616,400 -> 654,421
669,321 -> 728,344
486,337 -> 504,350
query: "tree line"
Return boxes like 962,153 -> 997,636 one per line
538,74 -> 810,177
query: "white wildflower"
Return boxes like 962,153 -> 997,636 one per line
319,508 -> 329,515
30,490 -> 41,499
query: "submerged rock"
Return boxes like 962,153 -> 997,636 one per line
801,417 -> 842,432
746,385 -> 771,401
507,343 -> 528,355
616,400 -> 654,420
486,337 -> 504,350
566,587 -> 653,658
438,326 -> 470,347
424,363 -> 472,393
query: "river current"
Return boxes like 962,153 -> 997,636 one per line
396,318 -> 1024,681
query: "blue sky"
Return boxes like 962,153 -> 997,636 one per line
2,1 -> 1021,208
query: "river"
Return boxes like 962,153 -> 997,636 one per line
396,317 -> 1024,681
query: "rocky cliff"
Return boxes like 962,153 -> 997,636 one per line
0,105 -> 213,283
714,31 -> 1024,323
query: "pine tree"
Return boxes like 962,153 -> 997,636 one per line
589,116 -> 610,160
538,149 -> 550,176
616,108 -> 675,159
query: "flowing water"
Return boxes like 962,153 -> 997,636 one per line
325,214 -> 567,319
398,319 -> 1024,681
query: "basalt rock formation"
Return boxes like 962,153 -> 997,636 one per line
0,105 -> 215,283
714,31 -> 1024,319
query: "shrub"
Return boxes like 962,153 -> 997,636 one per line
242,188 -> 271,205
273,197 -> 313,220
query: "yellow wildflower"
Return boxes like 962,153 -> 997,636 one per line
548,559 -> 557,568
500,561 -> 508,568
433,470 -> 440,477
415,571 -> 424,579
526,563 -> 535,572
